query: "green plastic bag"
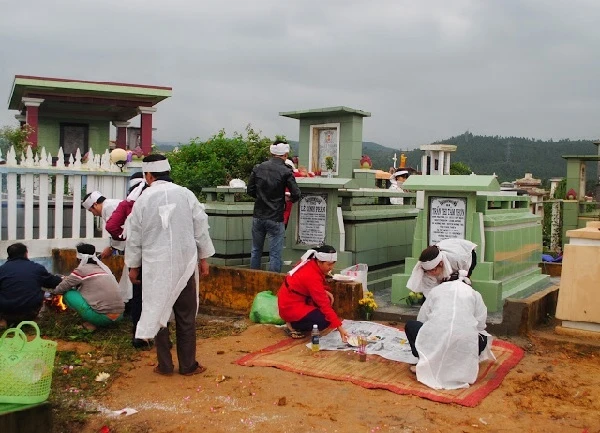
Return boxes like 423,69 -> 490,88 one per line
249,291 -> 285,325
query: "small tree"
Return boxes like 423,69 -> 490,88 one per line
167,125 -> 278,198
0,124 -> 33,157
450,161 -> 472,175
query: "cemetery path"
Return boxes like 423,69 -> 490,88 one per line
75,320 -> 599,433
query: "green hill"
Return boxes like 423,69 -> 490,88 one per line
160,134 -> 599,189
361,133 -> 598,187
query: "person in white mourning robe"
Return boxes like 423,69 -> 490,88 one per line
125,154 -> 215,376
406,277 -> 495,390
388,170 -> 409,205
82,190 -> 125,258
406,238 -> 478,298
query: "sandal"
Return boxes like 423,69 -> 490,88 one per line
181,364 -> 207,376
284,328 -> 305,339
153,366 -> 174,376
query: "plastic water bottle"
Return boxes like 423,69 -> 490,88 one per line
311,324 -> 320,352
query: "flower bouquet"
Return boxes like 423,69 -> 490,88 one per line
358,291 -> 378,320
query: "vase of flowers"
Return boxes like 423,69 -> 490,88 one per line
358,291 -> 378,320
324,156 -> 335,177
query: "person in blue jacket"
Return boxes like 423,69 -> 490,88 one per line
0,243 -> 63,328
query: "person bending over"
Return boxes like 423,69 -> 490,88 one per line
47,243 -> 124,331
0,242 -> 62,327
407,238 -> 477,298
277,245 -> 349,342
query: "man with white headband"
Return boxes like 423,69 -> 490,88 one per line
82,190 -> 125,258
388,170 -> 409,205
46,243 -> 124,331
403,238 -> 494,389
406,238 -> 477,298
248,140 -> 301,273
277,245 -> 349,341
125,154 -> 215,376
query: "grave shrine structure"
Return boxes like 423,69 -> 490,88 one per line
390,175 -> 549,313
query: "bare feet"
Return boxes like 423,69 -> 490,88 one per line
82,322 -> 97,331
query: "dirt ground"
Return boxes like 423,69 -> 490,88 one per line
70,318 -> 599,433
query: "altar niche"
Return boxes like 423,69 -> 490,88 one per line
309,123 -> 339,175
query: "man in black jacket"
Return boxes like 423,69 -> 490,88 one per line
248,141 -> 301,272
0,243 -> 63,327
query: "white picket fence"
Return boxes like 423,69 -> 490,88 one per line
0,145 -> 134,259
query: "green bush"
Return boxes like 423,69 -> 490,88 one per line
167,126 -> 280,198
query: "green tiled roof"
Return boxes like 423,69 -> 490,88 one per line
402,175 -> 500,192
279,106 -> 371,119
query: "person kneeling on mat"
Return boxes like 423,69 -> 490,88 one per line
46,243 -> 125,330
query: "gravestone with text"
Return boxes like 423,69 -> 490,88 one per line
390,175 -> 549,313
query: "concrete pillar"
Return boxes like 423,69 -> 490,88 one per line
594,141 -> 600,203
22,97 -> 44,148
138,106 -> 157,155
444,152 -> 451,174
439,151 -> 445,175
15,114 -> 26,128
113,121 -> 130,149
421,154 -> 427,175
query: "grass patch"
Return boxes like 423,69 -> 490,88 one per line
23,308 -> 249,432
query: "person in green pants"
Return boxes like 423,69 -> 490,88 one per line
46,243 -> 124,330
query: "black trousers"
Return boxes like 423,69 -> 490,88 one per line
405,320 -> 488,358
291,308 -> 330,332
155,274 -> 199,375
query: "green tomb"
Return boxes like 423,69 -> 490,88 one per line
391,175 -> 550,312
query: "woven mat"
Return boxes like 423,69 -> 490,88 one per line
236,337 -> 523,407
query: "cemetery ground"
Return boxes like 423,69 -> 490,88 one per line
39,310 -> 599,433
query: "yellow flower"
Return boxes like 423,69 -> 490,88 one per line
358,292 -> 378,313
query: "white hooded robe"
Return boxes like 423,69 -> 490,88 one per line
414,279 -> 494,390
125,180 -> 215,339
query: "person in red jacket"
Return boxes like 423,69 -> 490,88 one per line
277,245 -> 349,341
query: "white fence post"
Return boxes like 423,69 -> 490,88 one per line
0,145 -> 132,258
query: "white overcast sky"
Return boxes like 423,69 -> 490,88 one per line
1,0 -> 599,149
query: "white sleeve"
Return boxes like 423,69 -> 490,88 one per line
473,291 -> 488,333
190,193 -> 215,260
416,296 -> 433,323
124,201 -> 143,268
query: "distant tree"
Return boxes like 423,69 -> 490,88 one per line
450,161 -> 472,175
0,124 -> 33,157
166,125 -> 280,197
553,178 -> 567,199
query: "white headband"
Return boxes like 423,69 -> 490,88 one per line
76,251 -> 116,281
421,252 -> 443,270
127,181 -> 146,202
288,249 -> 337,276
393,170 -> 409,178
129,177 -> 143,188
315,252 -> 337,262
82,191 -> 103,210
270,142 -> 290,156
142,159 -> 171,173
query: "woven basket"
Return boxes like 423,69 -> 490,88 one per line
0,321 -> 57,404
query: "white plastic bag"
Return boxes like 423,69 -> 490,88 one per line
341,264 -> 368,294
